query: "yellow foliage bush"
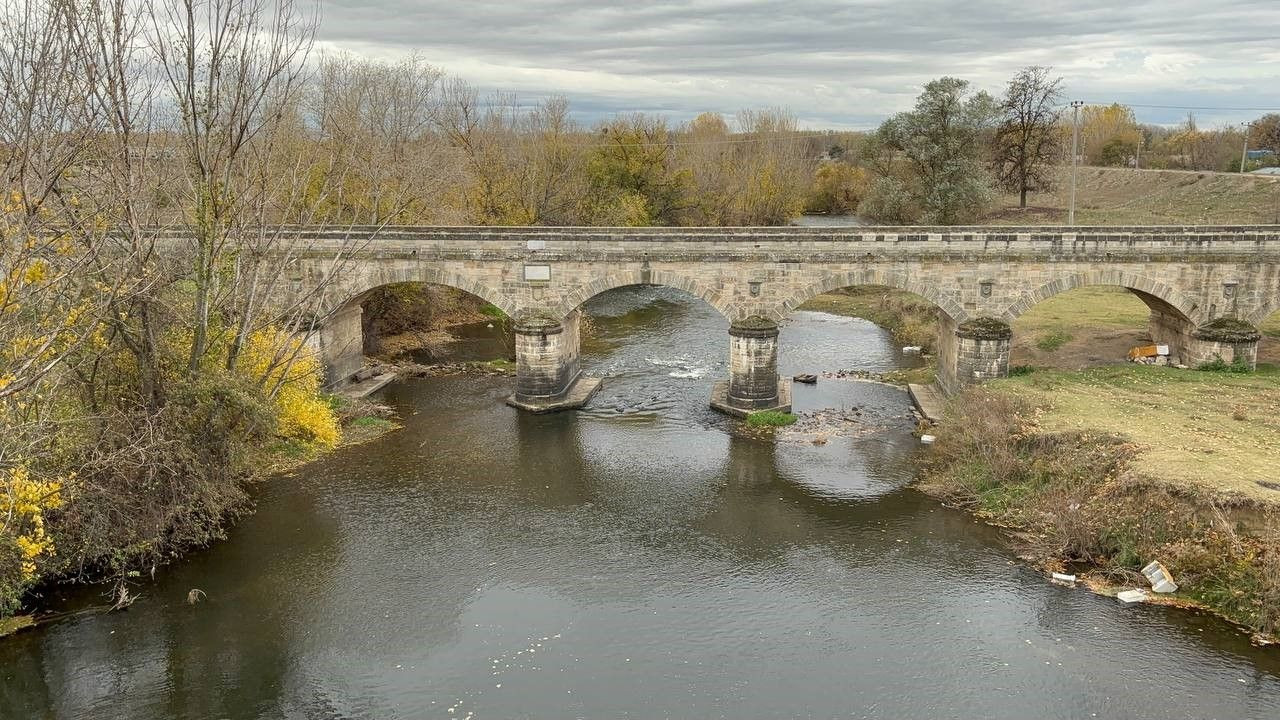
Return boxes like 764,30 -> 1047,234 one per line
237,330 -> 340,448
2,463 -> 66,583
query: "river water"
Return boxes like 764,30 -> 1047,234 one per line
3,287 -> 1279,719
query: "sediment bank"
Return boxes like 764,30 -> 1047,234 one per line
917,374 -> 1280,644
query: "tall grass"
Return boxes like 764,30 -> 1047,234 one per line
918,388 -> 1280,639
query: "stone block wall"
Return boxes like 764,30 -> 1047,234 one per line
727,319 -> 781,408
282,225 -> 1280,393
318,304 -> 364,385
1183,338 -> 1259,368
513,311 -> 582,401
938,316 -> 1012,395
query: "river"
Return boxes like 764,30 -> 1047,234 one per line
2,287 -> 1279,719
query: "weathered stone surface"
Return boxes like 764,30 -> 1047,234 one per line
513,309 -> 583,402
710,379 -> 792,419
726,317 -> 781,411
506,376 -> 602,413
290,225 -> 1280,399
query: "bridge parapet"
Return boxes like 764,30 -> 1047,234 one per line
279,224 -> 1280,407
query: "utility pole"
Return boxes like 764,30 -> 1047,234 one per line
1069,100 -> 1084,225
1135,133 -> 1142,170
1240,121 -> 1253,174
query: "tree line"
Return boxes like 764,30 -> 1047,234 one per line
814,69 -> 1279,224
3,0 -> 1274,620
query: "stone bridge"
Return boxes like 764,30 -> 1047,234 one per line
280,225 -> 1280,414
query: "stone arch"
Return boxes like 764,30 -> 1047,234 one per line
335,265 -> 519,319
1245,295 -> 1280,328
553,269 -> 731,321
1000,271 -> 1200,323
777,269 -> 968,323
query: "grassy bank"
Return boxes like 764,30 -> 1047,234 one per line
804,284 -> 1280,370
265,395 -> 402,474
799,287 -> 939,351
986,166 -> 1280,226
918,365 -> 1280,642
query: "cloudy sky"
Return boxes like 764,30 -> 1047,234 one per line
315,0 -> 1280,129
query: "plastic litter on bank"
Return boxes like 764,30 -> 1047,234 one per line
1127,344 -> 1172,365
1141,561 -> 1179,593
1116,589 -> 1148,604
919,434 -> 936,445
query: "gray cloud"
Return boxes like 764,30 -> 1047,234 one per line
315,0 -> 1280,128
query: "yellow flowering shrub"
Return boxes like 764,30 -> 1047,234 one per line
237,330 -> 340,448
2,463 -> 66,583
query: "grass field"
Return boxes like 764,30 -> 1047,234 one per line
986,166 -> 1280,226
805,283 -> 1280,370
1011,287 -> 1151,369
987,364 -> 1280,504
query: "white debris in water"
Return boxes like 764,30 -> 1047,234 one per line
646,356 -> 709,378
1116,589 -> 1148,604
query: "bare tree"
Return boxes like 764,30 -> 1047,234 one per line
0,0 -> 118,402
993,66 -> 1062,208
146,0 -> 317,374
434,80 -> 585,225
310,51 -> 458,224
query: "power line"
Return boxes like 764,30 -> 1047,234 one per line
1066,101 -> 1280,112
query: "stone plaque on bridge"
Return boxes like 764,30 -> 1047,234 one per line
524,264 -> 551,282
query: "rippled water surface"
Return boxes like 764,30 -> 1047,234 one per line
2,287 -> 1278,719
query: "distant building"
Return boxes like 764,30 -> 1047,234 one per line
1247,149 -> 1276,160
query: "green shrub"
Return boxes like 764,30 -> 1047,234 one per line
746,410 -> 798,427
1196,355 -> 1252,374
1034,330 -> 1072,352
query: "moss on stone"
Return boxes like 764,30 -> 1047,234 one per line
957,316 -> 1012,340
1194,317 -> 1261,343
732,315 -> 778,331
512,312 -> 561,333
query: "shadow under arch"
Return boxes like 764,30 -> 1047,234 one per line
553,270 -> 731,322
318,270 -> 517,385
335,266 -> 519,319
779,269 -> 968,324
1249,300 -> 1280,365
1246,296 -> 1280,329
999,271 -> 1200,324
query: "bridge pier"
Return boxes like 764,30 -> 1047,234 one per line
318,303 -> 365,385
710,317 -> 791,417
1183,318 -> 1261,369
937,316 -> 1012,396
506,310 -> 602,413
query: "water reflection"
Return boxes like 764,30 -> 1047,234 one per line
2,287 -> 1279,720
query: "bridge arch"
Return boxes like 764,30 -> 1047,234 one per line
553,269 -> 731,321
999,271 -> 1200,323
1245,295 -> 1280,328
779,269 -> 968,323
333,265 -> 519,319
